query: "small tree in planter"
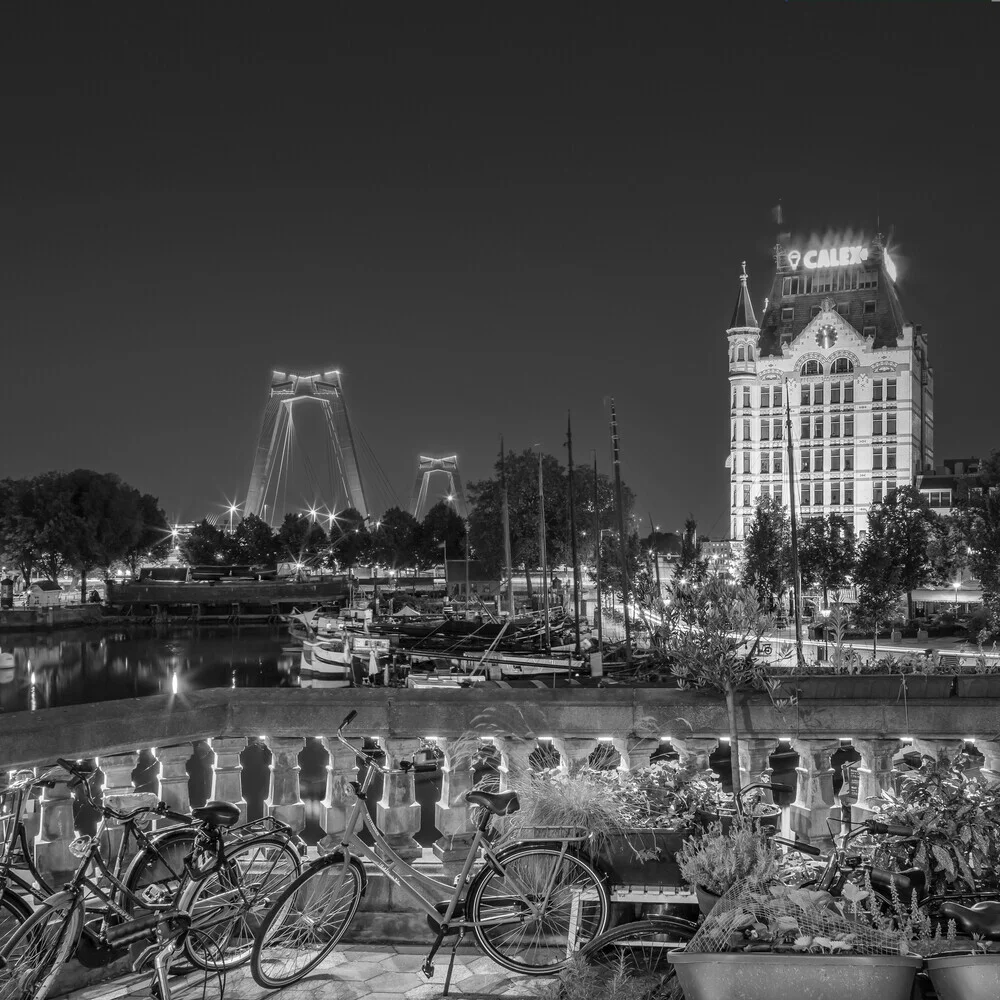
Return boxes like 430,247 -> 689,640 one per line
665,578 -> 777,794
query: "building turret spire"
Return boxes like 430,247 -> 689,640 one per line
729,262 -> 758,330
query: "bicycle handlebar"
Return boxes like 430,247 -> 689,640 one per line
864,821 -> 913,837
772,835 -> 822,857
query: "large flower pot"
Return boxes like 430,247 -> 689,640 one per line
780,674 -> 954,700
594,827 -> 690,888
668,952 -> 922,1000
956,675 -> 1000,698
925,954 -> 1000,1000
695,885 -> 720,917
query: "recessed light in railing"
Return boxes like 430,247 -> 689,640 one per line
901,737 -> 913,743
965,737 -> 978,743
597,736 -> 613,742
720,736 -> 731,743
660,736 -> 672,742
538,736 -> 553,742
839,737 -> 852,742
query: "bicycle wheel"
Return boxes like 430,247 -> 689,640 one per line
179,834 -> 300,971
467,845 -> 610,974
250,853 -> 364,989
0,896 -> 84,1000
576,918 -> 695,1000
0,890 -> 30,951
120,827 -> 200,916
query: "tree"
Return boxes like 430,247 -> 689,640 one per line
674,516 -> 707,586
121,493 -> 172,576
276,514 -> 329,568
741,498 -> 791,613
418,501 -> 466,568
666,578 -> 775,794
231,513 -> 278,565
181,519 -> 229,565
370,507 -> 421,571
0,478 -> 41,583
327,508 -> 370,570
798,514 -> 856,607
954,451 -> 1000,638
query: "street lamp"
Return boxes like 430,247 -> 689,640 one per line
819,607 -> 831,662
227,502 -> 240,534
953,579 -> 962,612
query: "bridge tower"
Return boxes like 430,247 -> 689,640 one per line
409,455 -> 468,521
244,369 -> 368,524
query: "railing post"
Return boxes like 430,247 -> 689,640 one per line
33,764 -> 77,888
101,751 -> 156,861
671,737 -> 718,774
738,738 -> 778,801
319,736 -> 362,854
612,737 -> 660,772
209,737 -> 248,824
853,738 -> 902,823
910,738 -> 965,764
155,744 -> 194,828
789,738 -> 840,850
433,738 -> 477,867
376,737 -> 422,861
552,737 -> 599,776
493,736 -> 535,791
975,739 -> 1000,784
264,737 -> 306,835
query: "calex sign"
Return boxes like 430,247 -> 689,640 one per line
786,246 -> 869,270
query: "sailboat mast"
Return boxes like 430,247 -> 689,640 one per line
566,412 -> 582,657
500,439 -> 515,619
610,399 -> 632,664
593,452 -> 603,651
784,378 -> 805,668
538,449 -> 551,651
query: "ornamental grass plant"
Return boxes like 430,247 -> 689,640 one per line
676,816 -> 781,897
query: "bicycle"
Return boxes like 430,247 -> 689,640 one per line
250,710 -> 611,992
0,761 -> 300,999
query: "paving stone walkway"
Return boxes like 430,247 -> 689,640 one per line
61,945 -> 551,1000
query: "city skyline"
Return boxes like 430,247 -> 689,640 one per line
2,5 -> 997,536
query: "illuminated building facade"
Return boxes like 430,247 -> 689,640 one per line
727,235 -> 934,540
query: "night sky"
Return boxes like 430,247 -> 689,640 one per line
2,4 -> 997,539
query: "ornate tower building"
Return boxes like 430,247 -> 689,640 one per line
727,236 -> 933,540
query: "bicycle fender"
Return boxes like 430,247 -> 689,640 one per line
314,852 -> 368,897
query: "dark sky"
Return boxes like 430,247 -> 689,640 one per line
2,3 -> 997,537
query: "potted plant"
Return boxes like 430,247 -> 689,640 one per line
676,818 -> 782,915
924,947 -> 1000,1000
955,643 -> 1000,698
668,881 -> 922,1000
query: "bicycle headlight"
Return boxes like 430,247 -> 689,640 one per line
69,835 -> 94,858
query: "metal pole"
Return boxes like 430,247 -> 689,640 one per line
610,399 -> 632,663
784,378 -> 805,669
464,519 -> 470,619
500,439 -> 515,619
566,412 -> 582,657
593,453 -> 603,652
649,511 -> 662,604
538,449 -> 551,651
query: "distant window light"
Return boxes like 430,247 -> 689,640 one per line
864,300 -> 877,314
781,307 -> 794,323
737,346 -> 745,361
761,452 -> 770,474
832,358 -> 854,374
761,386 -> 770,408
887,378 -> 897,401
837,302 -> 850,316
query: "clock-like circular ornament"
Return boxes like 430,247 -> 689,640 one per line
816,326 -> 838,350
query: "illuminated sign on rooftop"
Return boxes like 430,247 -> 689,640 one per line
786,246 -> 869,270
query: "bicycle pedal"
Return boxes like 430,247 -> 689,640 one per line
422,960 -> 434,979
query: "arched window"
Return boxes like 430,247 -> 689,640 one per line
737,347 -> 745,361
800,360 -> 822,377
747,345 -> 755,360
832,357 -> 854,374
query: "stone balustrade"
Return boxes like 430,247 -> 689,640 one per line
4,686 -> 1000,886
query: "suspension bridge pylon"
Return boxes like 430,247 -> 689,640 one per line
409,455 -> 468,521
244,369 -> 369,524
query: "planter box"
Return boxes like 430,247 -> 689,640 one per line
777,674 -> 954,700
697,807 -> 781,835
593,827 -> 689,887
926,954 -> 1000,1000
668,952 -> 922,1000
956,675 -> 1000,698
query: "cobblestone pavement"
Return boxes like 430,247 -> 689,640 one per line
61,946 -> 551,1000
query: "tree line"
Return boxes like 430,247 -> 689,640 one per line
740,450 -> 1000,639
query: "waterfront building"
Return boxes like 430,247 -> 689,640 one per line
727,235 -> 934,540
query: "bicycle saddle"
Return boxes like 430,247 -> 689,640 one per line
939,900 -> 1000,940
191,800 -> 241,828
465,790 -> 520,815
869,867 -> 927,906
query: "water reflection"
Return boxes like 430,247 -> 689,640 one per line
0,626 -> 298,714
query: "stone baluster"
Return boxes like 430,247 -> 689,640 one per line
264,737 -> 306,835
33,764 -> 78,888
552,737 -> 599,776
155,744 -> 194,828
789,739 -> 841,850
612,737 -> 660,773
376,737 -> 422,860
433,738 -> 478,867
671,737 -> 718,774
909,738 -> 965,764
852,739 -> 902,823
319,736 -> 363,854
209,737 -> 248,823
100,751 -> 156,861
493,735 -> 535,791
975,740 -> 1000,784
738,738 -> 778,801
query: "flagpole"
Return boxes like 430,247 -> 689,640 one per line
610,398 -> 632,664
566,412 -> 582,657
538,447 -> 551,652
500,438 -> 515,619
593,452 -> 603,653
